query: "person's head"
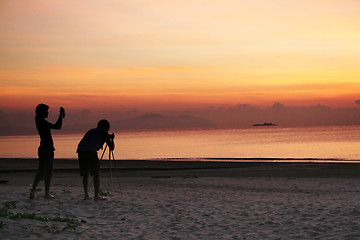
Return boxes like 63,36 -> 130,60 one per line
97,119 -> 110,131
35,104 -> 49,119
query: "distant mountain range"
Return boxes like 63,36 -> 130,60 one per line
111,114 -> 216,130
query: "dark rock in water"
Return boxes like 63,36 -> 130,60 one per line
252,123 -> 277,126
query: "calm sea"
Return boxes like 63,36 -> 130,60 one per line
0,125 -> 360,162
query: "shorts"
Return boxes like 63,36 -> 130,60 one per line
78,151 -> 100,177
36,146 -> 54,182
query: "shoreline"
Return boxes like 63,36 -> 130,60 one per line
1,158 -> 360,178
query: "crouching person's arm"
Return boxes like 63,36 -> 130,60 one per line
107,133 -> 115,151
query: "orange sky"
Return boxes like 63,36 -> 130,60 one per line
1,0 -> 360,111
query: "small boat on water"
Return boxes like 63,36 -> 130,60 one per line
252,122 -> 277,126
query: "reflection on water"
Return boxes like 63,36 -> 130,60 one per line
0,125 -> 360,161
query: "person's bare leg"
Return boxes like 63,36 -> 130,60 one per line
83,176 -> 91,200
30,176 -> 40,199
44,180 -> 54,199
94,174 -> 105,201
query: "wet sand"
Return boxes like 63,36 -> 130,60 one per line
1,157 -> 360,178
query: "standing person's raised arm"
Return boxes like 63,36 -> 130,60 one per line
53,107 -> 65,129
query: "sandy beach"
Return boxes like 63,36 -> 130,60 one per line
2,159 -> 360,239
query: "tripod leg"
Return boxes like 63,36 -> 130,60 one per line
100,144 -> 108,160
109,151 -> 113,191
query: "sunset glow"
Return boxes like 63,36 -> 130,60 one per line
1,0 -> 360,111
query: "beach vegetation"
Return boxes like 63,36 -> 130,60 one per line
63,223 -> 78,231
0,221 -> 5,228
41,225 -> 62,234
0,208 -> 12,217
99,191 -> 111,196
41,223 -> 80,233
4,201 -> 16,209
0,201 -> 86,232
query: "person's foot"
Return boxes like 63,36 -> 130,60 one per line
44,194 -> 55,199
29,192 -> 35,199
94,196 -> 106,201
84,195 -> 92,200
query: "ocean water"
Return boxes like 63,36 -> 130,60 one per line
0,125 -> 360,162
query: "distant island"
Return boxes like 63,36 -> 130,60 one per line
252,123 -> 277,126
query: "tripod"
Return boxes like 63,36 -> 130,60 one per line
100,144 -> 115,191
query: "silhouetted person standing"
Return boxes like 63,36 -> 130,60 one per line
77,119 -> 115,201
30,104 -> 65,199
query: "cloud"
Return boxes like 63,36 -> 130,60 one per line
270,102 -> 285,110
119,66 -> 210,74
356,100 -> 360,105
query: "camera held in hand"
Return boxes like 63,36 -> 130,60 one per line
60,107 -> 65,119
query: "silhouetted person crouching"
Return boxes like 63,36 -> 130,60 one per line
77,119 -> 115,201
